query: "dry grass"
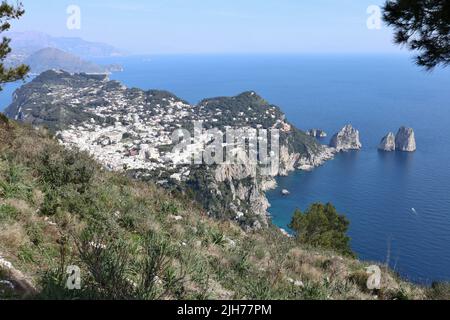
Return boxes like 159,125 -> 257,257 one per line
0,223 -> 27,251
4,198 -> 32,217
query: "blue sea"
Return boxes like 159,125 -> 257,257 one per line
2,54 -> 450,284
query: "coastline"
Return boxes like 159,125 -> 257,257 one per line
263,145 -> 337,227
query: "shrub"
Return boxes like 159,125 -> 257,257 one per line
26,222 -> 45,246
37,148 -> 95,192
35,147 -> 98,217
289,203 -> 354,257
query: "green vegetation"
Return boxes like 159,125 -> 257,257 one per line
0,1 -> 29,89
0,204 -> 19,221
289,203 -> 354,257
383,0 -> 450,70
0,117 -> 441,300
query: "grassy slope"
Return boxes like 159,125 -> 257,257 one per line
0,115 -> 441,300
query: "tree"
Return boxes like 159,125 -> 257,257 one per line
0,1 -> 29,90
383,0 -> 450,70
289,203 -> 354,257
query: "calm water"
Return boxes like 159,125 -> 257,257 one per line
2,54 -> 450,283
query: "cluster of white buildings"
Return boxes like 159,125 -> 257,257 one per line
49,78 -> 286,183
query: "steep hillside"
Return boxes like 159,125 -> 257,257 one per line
0,115 -> 432,300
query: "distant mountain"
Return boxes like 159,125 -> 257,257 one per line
25,48 -> 122,74
5,31 -> 126,58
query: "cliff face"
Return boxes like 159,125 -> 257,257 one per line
395,127 -> 416,152
329,124 -> 362,152
210,160 -> 271,228
279,145 -> 301,175
5,70 -> 333,229
207,144 -> 331,229
378,132 -> 396,151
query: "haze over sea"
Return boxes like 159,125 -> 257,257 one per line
1,54 -> 449,284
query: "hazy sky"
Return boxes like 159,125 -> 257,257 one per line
13,0 -> 404,55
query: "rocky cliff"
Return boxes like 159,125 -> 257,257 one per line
329,124 -> 362,152
378,132 -> 396,151
395,127 -> 416,152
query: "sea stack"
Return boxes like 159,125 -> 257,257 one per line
329,124 -> 362,152
395,127 -> 416,152
378,132 -> 396,151
281,189 -> 290,196
306,129 -> 327,138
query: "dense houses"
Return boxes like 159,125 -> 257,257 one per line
15,72 -> 287,182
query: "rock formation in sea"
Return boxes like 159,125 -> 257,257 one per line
329,124 -> 362,152
306,129 -> 327,138
281,189 -> 290,196
378,132 -> 396,151
395,127 -> 416,152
